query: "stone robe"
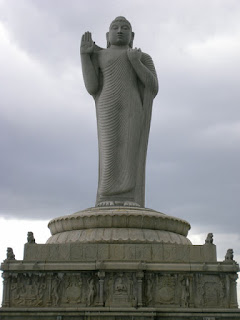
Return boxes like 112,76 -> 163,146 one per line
92,49 -> 158,207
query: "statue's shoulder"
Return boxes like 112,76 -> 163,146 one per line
91,45 -> 105,67
92,46 -> 107,59
93,44 -> 104,52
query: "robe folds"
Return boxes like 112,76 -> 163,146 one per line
93,50 -> 158,207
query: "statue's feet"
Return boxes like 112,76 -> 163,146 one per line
97,200 -> 140,207
97,201 -> 115,207
124,201 -> 140,207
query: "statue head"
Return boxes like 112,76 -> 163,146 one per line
106,16 -> 134,48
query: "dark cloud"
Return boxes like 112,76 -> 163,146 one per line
0,0 -> 240,241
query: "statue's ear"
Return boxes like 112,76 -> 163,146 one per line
129,32 -> 134,48
106,32 -> 110,48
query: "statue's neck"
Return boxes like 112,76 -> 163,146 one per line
109,45 -> 129,50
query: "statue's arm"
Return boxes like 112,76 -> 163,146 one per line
127,49 -> 158,96
80,32 -> 99,96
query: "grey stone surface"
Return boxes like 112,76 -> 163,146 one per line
1,259 -> 239,310
47,228 -> 192,244
47,207 -> 191,244
81,17 -> 158,207
23,243 -> 217,263
1,241 -> 238,317
1,310 -> 240,320
1,240 -> 239,319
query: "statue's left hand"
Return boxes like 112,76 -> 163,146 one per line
127,48 -> 142,62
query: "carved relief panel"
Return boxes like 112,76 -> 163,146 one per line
2,269 -> 238,309
61,272 -> 98,307
6,272 -> 99,308
61,273 -> 82,305
10,273 -> 47,307
144,273 -> 179,306
156,274 -> 177,305
195,274 -> 226,308
104,272 -> 137,307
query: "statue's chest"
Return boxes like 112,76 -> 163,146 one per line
98,50 -> 128,70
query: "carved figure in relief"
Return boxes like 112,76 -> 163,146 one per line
87,278 -> 96,306
6,247 -> 15,260
112,274 -> 131,305
11,282 -> 21,303
11,281 -> 26,306
180,277 -> 190,307
146,277 -> 153,304
81,17 -> 158,207
36,281 -> 46,306
27,231 -> 36,244
205,233 -> 213,244
225,249 -> 234,262
51,277 -> 61,306
115,276 -> 127,293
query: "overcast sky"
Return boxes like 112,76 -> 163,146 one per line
0,0 -> 239,301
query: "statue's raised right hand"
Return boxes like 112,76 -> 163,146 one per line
80,32 -> 94,54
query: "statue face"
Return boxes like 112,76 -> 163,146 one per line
108,21 -> 132,46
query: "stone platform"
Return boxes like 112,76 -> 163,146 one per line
1,207 -> 239,319
47,207 -> 191,245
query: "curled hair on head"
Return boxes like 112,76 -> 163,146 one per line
107,17 -> 134,48
110,16 -> 132,30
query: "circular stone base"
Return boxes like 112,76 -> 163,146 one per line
47,228 -> 191,244
47,207 -> 191,245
